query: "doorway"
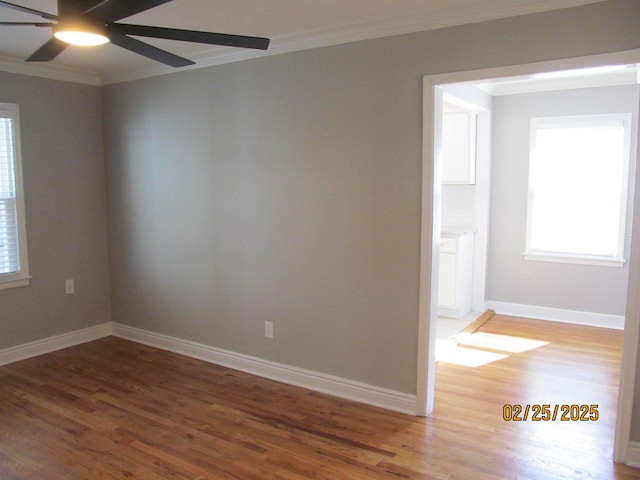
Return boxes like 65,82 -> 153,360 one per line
416,50 -> 640,464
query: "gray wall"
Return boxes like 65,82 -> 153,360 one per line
103,51 -> 422,393
0,72 -> 111,348
487,85 -> 639,317
103,0 -> 640,395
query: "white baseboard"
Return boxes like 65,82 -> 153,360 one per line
626,441 -> 640,468
112,322 -> 417,415
0,322 -> 112,366
0,322 -> 417,415
486,301 -> 624,330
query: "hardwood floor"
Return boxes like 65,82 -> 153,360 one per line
1,316 -> 639,479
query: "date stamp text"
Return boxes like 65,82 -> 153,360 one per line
503,404 -> 599,421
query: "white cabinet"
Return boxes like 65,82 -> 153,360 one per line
438,230 -> 474,319
442,112 -> 476,185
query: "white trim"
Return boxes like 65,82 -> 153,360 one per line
525,113 -> 632,266
0,1 -> 616,85
0,103 -> 30,288
112,323 -> 416,415
0,54 -> 101,86
486,301 -> 624,330
523,251 -> 625,267
0,323 -> 112,366
98,0 -> 603,85
416,81 -> 442,417
614,84 -> 640,463
476,65 -> 639,97
420,50 -> 640,89
0,276 -> 31,290
487,300 -> 624,330
626,441 -> 640,468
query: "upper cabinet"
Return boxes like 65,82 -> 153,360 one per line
442,107 -> 477,185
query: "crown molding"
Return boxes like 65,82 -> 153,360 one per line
0,0 -> 605,86
100,0 -> 606,85
0,54 -> 101,85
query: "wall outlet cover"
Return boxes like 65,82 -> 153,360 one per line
264,321 -> 274,339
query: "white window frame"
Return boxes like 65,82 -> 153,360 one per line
524,113 -> 632,267
0,102 -> 30,289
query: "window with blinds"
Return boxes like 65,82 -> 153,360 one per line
0,103 -> 29,289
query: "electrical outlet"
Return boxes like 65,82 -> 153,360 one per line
65,279 -> 74,295
264,321 -> 274,339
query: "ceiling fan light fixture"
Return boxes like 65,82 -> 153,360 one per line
53,21 -> 109,46
0,0 -> 271,66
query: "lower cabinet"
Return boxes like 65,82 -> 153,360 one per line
438,231 -> 474,319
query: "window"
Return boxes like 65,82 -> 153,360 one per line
0,103 -> 29,289
525,113 -> 632,267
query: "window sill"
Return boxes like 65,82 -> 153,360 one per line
0,275 -> 31,291
524,252 -> 625,268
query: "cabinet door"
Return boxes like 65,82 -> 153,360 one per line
438,252 -> 457,307
442,112 -> 476,184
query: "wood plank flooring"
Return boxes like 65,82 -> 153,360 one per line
1,316 -> 639,479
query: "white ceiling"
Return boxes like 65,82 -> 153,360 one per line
0,0 -> 606,84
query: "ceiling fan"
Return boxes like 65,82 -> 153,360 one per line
0,0 -> 270,67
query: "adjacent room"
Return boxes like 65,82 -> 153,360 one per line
434,66 -> 636,357
2,0 -> 640,478
429,65 -> 638,477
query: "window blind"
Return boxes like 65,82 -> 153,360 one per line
0,116 -> 19,275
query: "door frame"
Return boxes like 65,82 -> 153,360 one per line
415,48 -> 640,463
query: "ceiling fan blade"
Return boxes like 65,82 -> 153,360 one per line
112,24 -> 270,50
26,37 -> 68,62
0,22 -> 53,26
109,33 -> 194,67
85,0 -> 173,22
57,0 -> 108,17
0,0 -> 57,20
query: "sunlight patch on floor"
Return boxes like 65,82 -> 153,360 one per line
436,338 -> 508,367
436,332 -> 549,367
453,332 -> 549,354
